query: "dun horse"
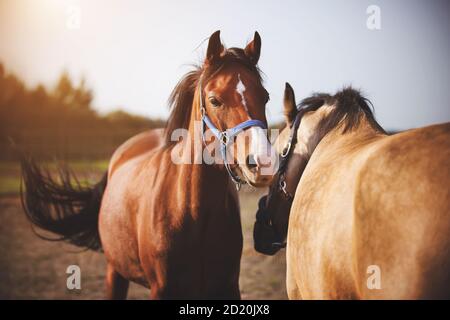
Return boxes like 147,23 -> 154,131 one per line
21,31 -> 275,299
254,83 -> 450,299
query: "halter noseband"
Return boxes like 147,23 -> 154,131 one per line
198,76 -> 267,190
253,109 -> 303,255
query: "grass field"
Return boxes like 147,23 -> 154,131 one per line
0,160 -> 110,196
0,160 -> 287,299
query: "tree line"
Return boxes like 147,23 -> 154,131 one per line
0,63 -> 165,160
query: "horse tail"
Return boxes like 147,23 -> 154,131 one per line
20,156 -> 107,251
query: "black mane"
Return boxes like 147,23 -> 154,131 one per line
298,87 -> 385,134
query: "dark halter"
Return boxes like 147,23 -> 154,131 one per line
253,108 -> 303,255
275,110 -> 302,200
198,76 -> 267,190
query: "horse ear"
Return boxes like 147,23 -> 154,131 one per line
244,31 -> 261,65
205,30 -> 224,65
284,82 -> 297,125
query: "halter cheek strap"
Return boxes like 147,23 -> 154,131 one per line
277,111 -> 302,199
199,77 -> 267,189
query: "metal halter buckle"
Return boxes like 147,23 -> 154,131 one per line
272,242 -> 286,249
279,176 -> 293,200
200,106 -> 206,118
281,142 -> 291,158
280,180 -> 288,194
220,132 -> 229,146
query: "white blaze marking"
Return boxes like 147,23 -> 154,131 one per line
236,74 -> 249,113
250,127 -> 270,166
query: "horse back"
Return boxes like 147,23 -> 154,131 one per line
354,122 -> 450,299
108,128 -> 164,179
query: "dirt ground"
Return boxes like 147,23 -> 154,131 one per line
0,187 -> 287,300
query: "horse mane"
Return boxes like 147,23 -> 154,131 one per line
298,87 -> 385,134
164,47 -> 262,146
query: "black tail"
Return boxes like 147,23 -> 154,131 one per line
20,156 -> 107,251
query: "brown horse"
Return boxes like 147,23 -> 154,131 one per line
254,83 -> 450,299
21,31 -> 275,299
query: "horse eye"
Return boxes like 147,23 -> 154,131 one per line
209,97 -> 222,107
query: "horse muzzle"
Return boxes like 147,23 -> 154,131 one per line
253,195 -> 286,256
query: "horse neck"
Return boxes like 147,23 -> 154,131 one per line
187,88 -> 203,152
287,115 -> 386,195
271,116 -> 386,239
318,115 -> 387,153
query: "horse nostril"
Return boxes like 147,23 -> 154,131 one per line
246,155 -> 258,171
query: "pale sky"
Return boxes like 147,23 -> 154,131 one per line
0,0 -> 449,130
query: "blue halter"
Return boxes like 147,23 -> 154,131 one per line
198,77 -> 267,189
